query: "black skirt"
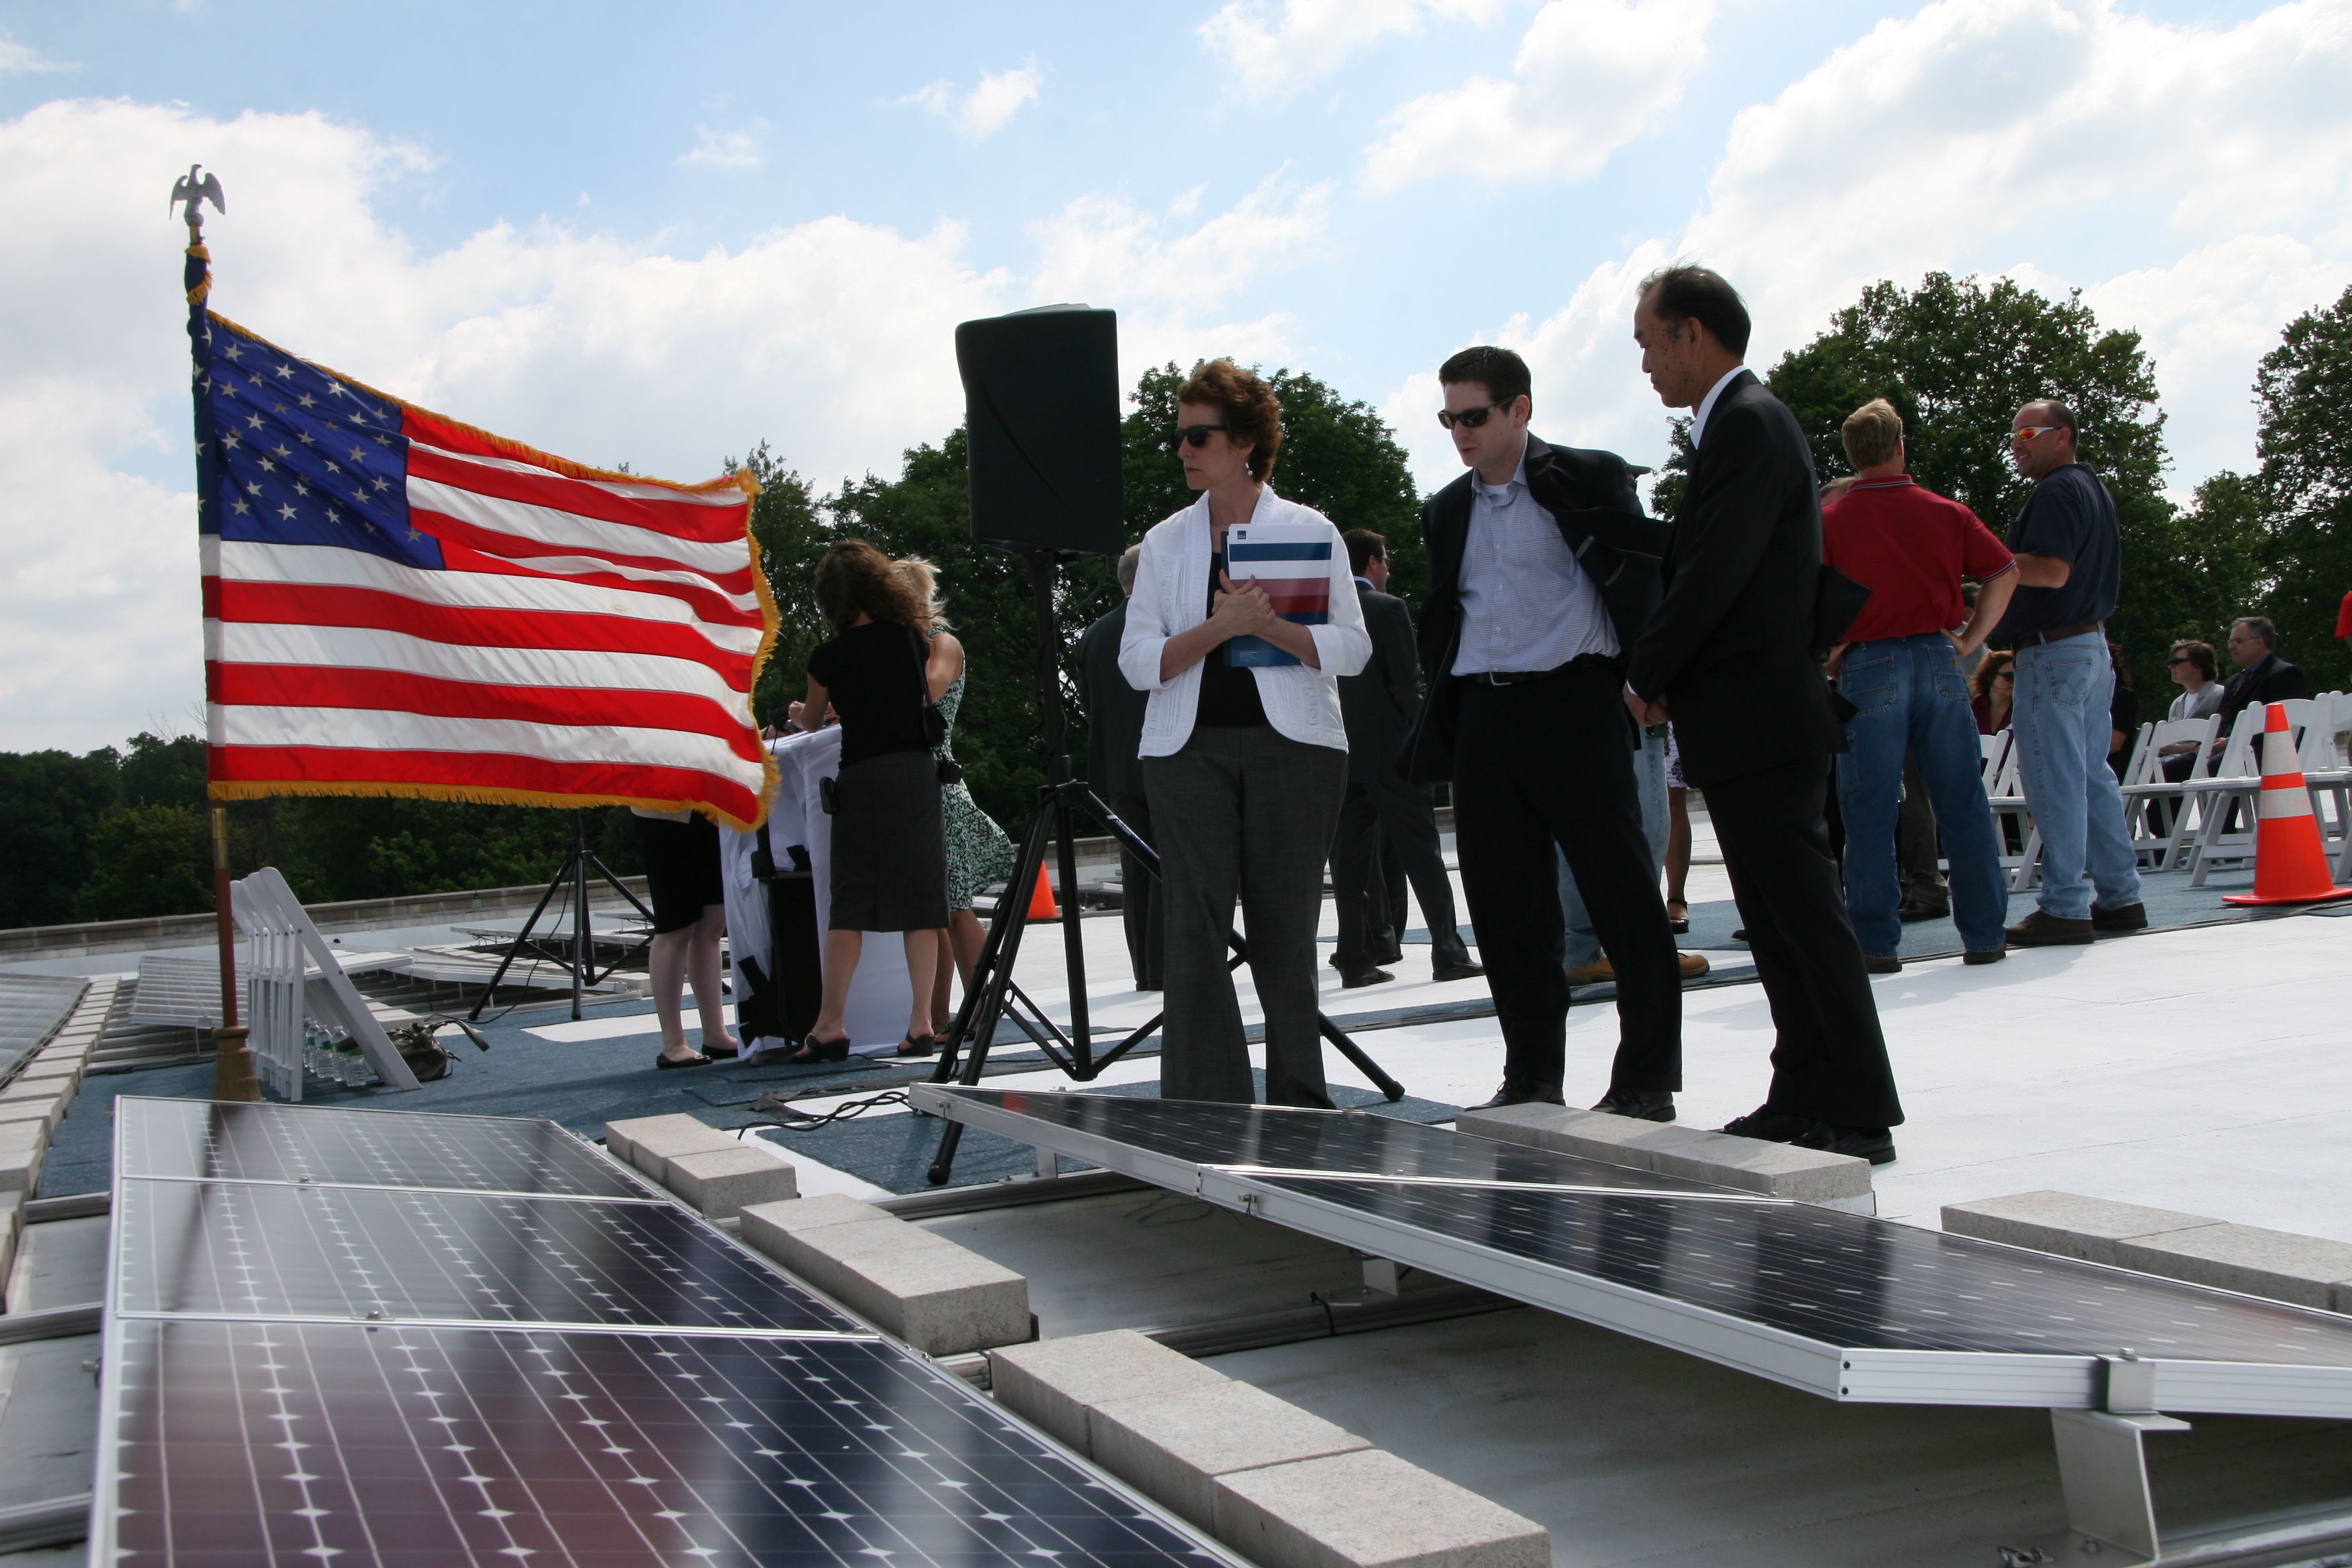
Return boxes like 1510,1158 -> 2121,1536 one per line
829,750 -> 950,932
634,814 -> 725,934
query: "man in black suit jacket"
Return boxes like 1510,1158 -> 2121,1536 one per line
2215,616 -> 2312,749
1398,346 -> 1682,1117
1075,546 -> 1161,989
1329,530 -> 1479,987
1624,265 -> 1901,1164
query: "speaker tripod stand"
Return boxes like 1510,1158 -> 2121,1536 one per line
925,547 -> 1403,1187
467,815 -> 656,1023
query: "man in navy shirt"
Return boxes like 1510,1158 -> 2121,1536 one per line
1994,399 -> 2145,944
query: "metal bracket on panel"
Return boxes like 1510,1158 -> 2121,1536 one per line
1360,1257 -> 1402,1296
2037,1354 -> 2190,1565
1032,1144 -> 1058,1180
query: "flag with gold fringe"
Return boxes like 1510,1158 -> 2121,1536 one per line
185,246 -> 776,830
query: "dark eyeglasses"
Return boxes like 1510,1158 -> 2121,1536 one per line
1438,403 -> 1505,430
2167,655 -> 2195,666
1994,670 -> 2016,680
1171,424 -> 1228,450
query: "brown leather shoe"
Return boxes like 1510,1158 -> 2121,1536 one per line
2006,910 -> 2094,946
1677,951 -> 1711,979
1563,957 -> 1614,986
2091,901 -> 2149,932
1863,954 -> 1902,975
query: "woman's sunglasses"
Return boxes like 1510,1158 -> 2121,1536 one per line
1170,424 -> 1228,450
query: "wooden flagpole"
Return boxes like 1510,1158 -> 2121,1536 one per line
176,164 -> 260,1102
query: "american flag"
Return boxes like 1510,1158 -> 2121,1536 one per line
191,301 -> 775,830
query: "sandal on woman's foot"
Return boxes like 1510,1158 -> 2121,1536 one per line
654,1050 -> 711,1070
1667,902 -> 1691,935
895,1033 -> 937,1058
786,1034 -> 851,1065
703,1038 -> 742,1060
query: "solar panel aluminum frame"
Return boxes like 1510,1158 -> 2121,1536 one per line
1189,1169 -> 2352,1421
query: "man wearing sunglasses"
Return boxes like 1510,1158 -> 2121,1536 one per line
1993,399 -> 2145,945
1399,344 -> 1682,1118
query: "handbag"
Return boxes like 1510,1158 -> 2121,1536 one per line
910,626 -> 959,781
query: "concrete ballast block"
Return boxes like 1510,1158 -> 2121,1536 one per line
0,1140 -> 46,1195
1088,1381 -> 1372,1530
989,1330 -> 1232,1456
2110,1223 -> 2352,1310
1460,1104 -> 1871,1204
1212,1448 -> 1549,1568
1941,1191 -> 2224,1267
664,1145 -> 797,1220
0,1098 -> 64,1136
739,1197 -> 1030,1354
603,1114 -> 734,1179
0,1077 -> 72,1114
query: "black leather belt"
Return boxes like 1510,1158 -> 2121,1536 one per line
1469,667 -> 1562,685
2013,620 -> 2103,648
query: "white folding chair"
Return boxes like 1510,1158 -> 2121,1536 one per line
2118,714 -> 2219,869
2297,691 -> 2352,875
1983,728 -> 2043,891
2186,699 -> 2316,885
228,866 -> 421,1098
1979,730 -> 2009,789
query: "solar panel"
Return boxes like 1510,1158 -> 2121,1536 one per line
119,1095 -> 653,1200
0,972 -> 88,1077
116,1178 -> 862,1336
99,1318 -> 1239,1567
918,1085 -> 2352,1421
934,1087 -> 1738,1195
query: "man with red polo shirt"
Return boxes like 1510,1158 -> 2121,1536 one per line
1822,399 -> 2018,968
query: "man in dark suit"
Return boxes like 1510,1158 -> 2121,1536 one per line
2216,615 -> 2311,742
1328,529 -> 1481,989
1399,345 -> 1681,1117
1623,265 -> 1902,1165
1075,546 -> 1161,989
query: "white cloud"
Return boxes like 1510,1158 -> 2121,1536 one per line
1406,0 -> 2352,493
0,34 -> 73,75
904,59 -> 1042,141
1362,0 -> 1716,191
0,97 -> 1012,752
1197,0 -> 1504,100
676,120 -> 766,170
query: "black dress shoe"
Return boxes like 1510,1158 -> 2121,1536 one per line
1340,965 -> 1395,989
1799,1124 -> 1898,1165
2091,900 -> 2149,932
702,1038 -> 741,1059
1430,959 -> 1486,982
1371,945 -> 1405,967
1591,1088 -> 1675,1122
785,1033 -> 851,1064
1897,900 -> 1949,924
1863,954 -> 1902,975
1466,1080 -> 1566,1111
654,1050 -> 710,1070
1719,1106 -> 1815,1142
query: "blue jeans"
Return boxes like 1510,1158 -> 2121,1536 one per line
1834,635 -> 2009,956
2010,632 -> 2143,920
1559,726 -> 1669,967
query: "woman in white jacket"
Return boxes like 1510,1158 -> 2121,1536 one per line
1118,360 -> 1371,1105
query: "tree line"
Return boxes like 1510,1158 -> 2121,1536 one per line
3,278 -> 2345,930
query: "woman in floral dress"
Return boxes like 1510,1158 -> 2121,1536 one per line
896,558 -> 1016,1048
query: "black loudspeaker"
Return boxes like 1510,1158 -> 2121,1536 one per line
956,305 -> 1124,556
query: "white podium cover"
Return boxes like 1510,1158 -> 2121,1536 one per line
732,726 -> 915,1056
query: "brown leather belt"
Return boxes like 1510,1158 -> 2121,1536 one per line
2012,620 -> 2104,648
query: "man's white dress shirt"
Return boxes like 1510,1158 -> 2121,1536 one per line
1451,445 -> 1618,677
1689,365 -> 1748,450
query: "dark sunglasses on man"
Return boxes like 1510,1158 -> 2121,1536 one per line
1170,423 -> 1227,450
1436,403 -> 1506,430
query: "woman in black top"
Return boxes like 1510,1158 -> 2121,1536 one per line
786,539 -> 950,1061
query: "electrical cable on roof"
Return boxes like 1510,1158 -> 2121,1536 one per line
744,1089 -> 912,1131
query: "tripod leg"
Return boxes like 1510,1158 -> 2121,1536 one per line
469,854 -> 571,1021
1052,789 -> 1093,1076
925,1118 -> 967,1187
572,818 -> 590,1022
1320,1014 -> 1406,1102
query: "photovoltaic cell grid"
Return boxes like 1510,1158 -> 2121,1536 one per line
975,1088 -> 1738,1195
116,1179 -> 863,1334
1248,1176 -> 2352,1368
0,972 -> 88,1079
106,1320 -> 1230,1568
119,1095 -> 652,1199
936,1088 -> 2352,1384
106,1097 -> 1239,1567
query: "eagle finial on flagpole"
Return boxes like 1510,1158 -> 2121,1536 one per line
170,163 -> 226,240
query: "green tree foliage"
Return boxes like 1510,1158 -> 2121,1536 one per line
2249,284 -> 2352,691
74,803 -> 212,920
1761,272 -> 2239,695
738,442 -> 829,727
0,749 -> 123,926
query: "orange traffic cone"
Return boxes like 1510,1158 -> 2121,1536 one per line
2224,703 -> 2352,906
1026,864 -> 1060,920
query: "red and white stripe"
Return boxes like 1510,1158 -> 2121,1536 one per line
206,409 -> 772,828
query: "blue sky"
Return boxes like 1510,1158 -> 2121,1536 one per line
1,0 -> 2346,751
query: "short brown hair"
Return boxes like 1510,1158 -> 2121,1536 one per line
1342,529 -> 1386,577
814,538 -> 926,635
1437,345 -> 1531,408
1177,358 -> 1283,483
1841,399 -> 1903,470
2170,640 -> 2218,682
